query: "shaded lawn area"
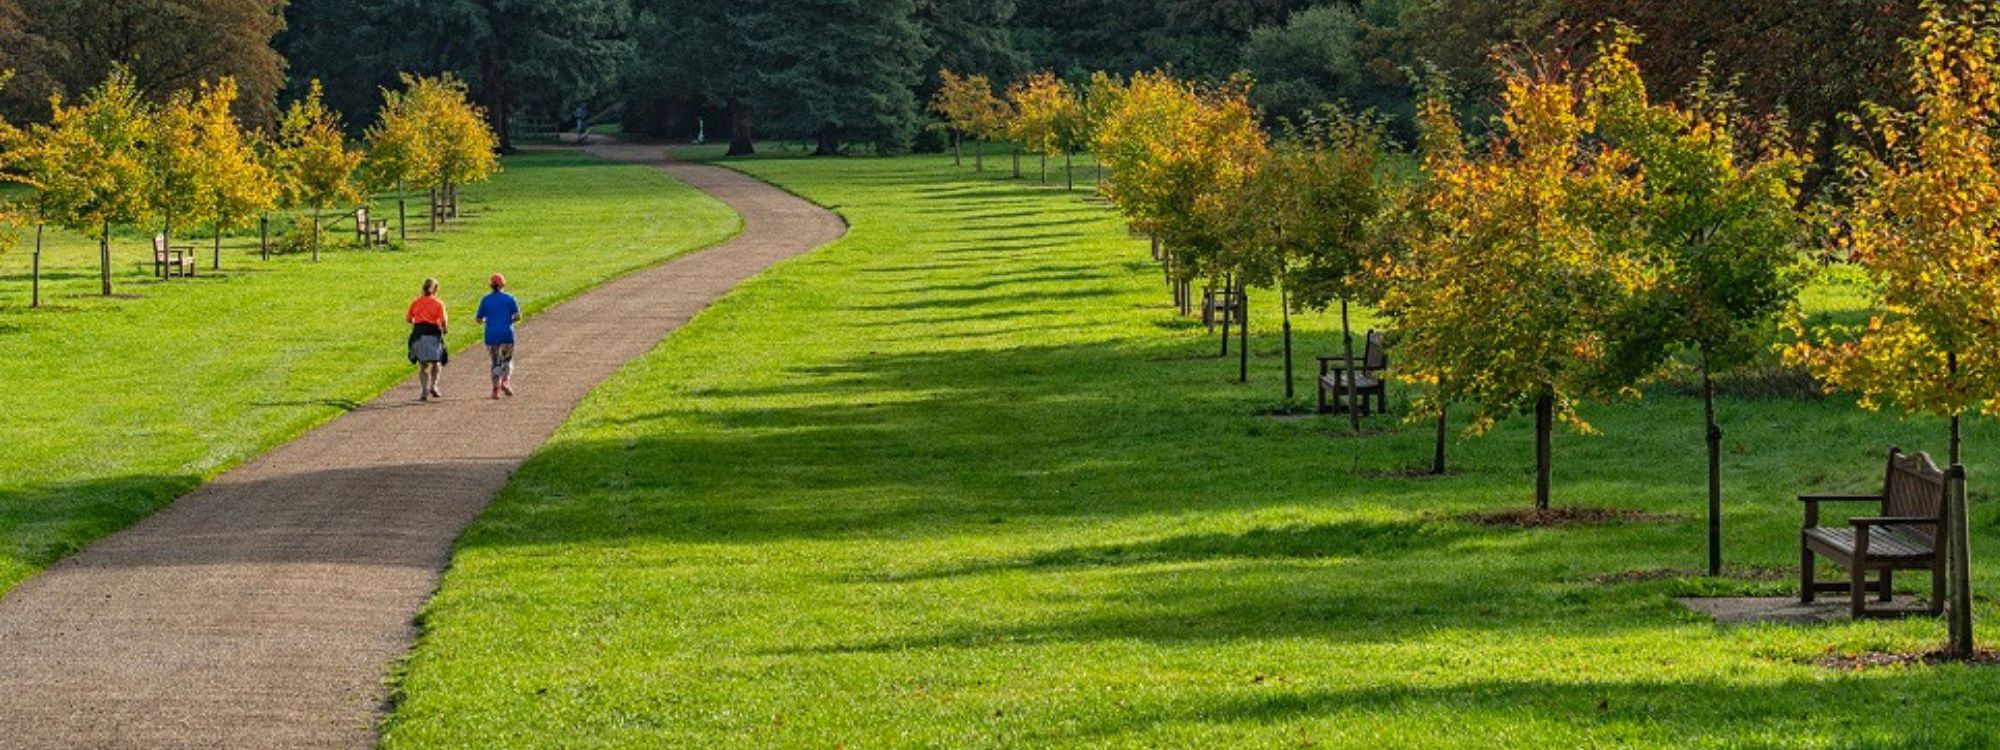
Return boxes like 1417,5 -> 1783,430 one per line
385,151 -> 2000,748
0,151 -> 739,593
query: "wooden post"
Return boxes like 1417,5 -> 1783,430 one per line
1340,297 -> 1360,431
1280,285 -> 1294,401
1535,390 -> 1554,511
398,179 -> 408,242
311,210 -> 321,263
1238,288 -> 1249,384
99,220 -> 111,296
31,224 -> 42,308
429,187 -> 439,232
1433,394 -> 1449,475
260,214 -> 269,260
1947,463 -> 1974,659
1702,353 -> 1723,577
213,228 -> 222,271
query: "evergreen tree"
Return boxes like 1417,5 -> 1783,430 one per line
741,0 -> 928,154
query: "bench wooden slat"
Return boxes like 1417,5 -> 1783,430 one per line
1803,527 -> 1934,560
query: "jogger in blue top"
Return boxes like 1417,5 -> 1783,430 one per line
476,274 -> 522,399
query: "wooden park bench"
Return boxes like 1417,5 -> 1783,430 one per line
1201,284 -> 1243,334
354,207 -> 390,247
152,234 -> 196,279
1318,330 -> 1388,416
1800,447 -> 1947,618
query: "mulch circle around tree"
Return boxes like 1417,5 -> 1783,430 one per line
1815,649 -> 2000,671
1586,566 -> 1790,584
1456,507 -> 1684,528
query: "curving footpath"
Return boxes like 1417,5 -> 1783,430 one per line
0,143 -> 846,749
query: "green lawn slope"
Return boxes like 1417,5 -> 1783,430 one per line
385,151 -> 1999,748
0,150 -> 739,593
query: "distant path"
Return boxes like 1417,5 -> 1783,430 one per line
0,143 -> 846,749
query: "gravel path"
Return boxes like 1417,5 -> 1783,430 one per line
0,144 -> 845,749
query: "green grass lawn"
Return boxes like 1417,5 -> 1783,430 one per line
0,150 -> 739,593
382,151 -> 2000,748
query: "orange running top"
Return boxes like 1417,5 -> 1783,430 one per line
407,295 -> 447,326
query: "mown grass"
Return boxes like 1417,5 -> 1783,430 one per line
0,151 -> 739,593
384,150 -> 2000,748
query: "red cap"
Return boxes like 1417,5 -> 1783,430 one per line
490,274 -> 506,287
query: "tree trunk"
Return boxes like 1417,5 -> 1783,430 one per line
814,128 -> 840,157
1949,350 -> 1963,465
260,214 -> 269,260
1238,286 -> 1248,384
398,179 -> 408,242
1702,348 -> 1723,577
974,140 -> 984,172
1535,390 -> 1554,511
1340,297 -> 1361,432
1065,151 -> 1074,191
32,224 -> 42,308
99,220 -> 111,296
726,99 -> 755,156
1946,463 -> 1974,658
311,210 -> 321,263
1433,390 -> 1449,475
952,130 -> 961,166
213,222 -> 223,270
1219,276 -> 1232,357
1039,152 -> 1047,183
1281,284 -> 1294,401
429,188 -> 439,232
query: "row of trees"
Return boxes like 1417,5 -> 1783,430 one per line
1086,2 -> 2000,608
930,69 -> 1100,189
0,71 -> 497,304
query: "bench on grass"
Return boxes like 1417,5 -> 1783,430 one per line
1800,447 -> 1947,618
1318,330 -> 1387,416
1201,284 -> 1243,333
354,207 -> 390,247
153,234 -> 196,279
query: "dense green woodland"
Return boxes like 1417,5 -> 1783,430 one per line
0,0 -> 1927,159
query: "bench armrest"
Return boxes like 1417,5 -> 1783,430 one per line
1849,516 -> 1939,527
1797,493 -> 1882,502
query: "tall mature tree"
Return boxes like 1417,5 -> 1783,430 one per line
270,80 -> 361,262
917,0 -> 1027,94
1586,30 -> 1809,575
34,70 -> 154,296
283,0 -> 631,150
626,0 -> 758,154
1242,2 -> 1413,132
1380,52 -> 1646,511
1791,2 -> 2000,469
191,78 -> 275,269
15,0 -> 287,124
745,0 -> 928,154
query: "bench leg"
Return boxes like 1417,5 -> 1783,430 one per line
1931,559 -> 1947,616
1879,569 -> 1893,603
1851,561 -> 1868,618
1801,545 -> 1815,603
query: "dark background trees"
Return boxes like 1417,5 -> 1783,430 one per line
2,0 -> 286,125
0,0 -> 1938,162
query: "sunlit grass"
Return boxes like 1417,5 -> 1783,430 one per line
384,151 -> 2000,748
0,151 -> 739,593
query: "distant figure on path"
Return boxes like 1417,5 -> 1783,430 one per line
407,278 -> 449,401
574,103 -> 589,143
477,273 -> 522,399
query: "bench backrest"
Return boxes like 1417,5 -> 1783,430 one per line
1363,330 -> 1386,370
356,207 -> 369,223
152,234 -> 167,257
1881,447 -> 1946,540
